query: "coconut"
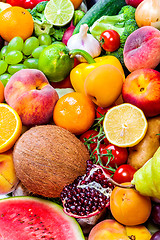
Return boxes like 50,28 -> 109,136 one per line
13,125 -> 90,198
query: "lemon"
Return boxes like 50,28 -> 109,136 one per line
44,0 -> 74,26
103,103 -> 148,147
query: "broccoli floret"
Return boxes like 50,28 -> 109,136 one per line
118,5 -> 137,20
36,1 -> 48,12
30,1 -> 48,24
106,48 -> 124,66
120,19 -> 139,47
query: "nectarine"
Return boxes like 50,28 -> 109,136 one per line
122,68 -> 160,117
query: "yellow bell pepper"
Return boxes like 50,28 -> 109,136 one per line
70,52 -> 125,94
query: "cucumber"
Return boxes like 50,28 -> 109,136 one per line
73,0 -> 126,34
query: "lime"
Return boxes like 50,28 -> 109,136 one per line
38,43 -> 74,82
44,0 -> 74,26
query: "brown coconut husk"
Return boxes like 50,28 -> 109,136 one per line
13,125 -> 90,198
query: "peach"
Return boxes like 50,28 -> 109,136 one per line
122,68 -> 160,117
88,219 -> 151,240
0,149 -> 18,195
88,219 -> 128,240
4,69 -> 59,126
123,26 -> 160,72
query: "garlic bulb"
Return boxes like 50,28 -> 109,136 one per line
67,24 -> 101,62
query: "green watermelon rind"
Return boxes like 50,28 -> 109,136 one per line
0,196 -> 85,240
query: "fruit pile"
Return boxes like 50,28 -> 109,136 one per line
0,0 -> 159,239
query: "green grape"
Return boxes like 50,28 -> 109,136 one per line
7,37 -> 24,52
38,34 -> 52,46
0,60 -> 8,75
8,64 -> 27,75
0,74 -> 11,87
23,37 -> 39,56
5,50 -> 23,65
32,45 -> 47,59
23,58 -> 39,69
1,46 -> 8,59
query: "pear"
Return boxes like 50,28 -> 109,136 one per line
131,146 -> 160,199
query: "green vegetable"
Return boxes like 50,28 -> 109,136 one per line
90,5 -> 138,46
73,10 -> 85,26
30,1 -> 52,36
29,1 -> 67,41
90,5 -> 139,65
73,0 -> 126,35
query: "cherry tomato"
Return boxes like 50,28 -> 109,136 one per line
113,164 -> 136,184
100,144 -> 128,168
100,30 -> 120,52
79,129 -> 99,151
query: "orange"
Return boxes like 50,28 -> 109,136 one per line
0,80 -> 4,103
0,103 -> 22,153
0,6 -> 34,42
70,0 -> 83,9
110,183 -> 152,226
53,92 -> 95,135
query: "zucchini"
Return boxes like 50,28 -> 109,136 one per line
73,0 -> 126,34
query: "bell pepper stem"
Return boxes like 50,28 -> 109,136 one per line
69,49 -> 96,64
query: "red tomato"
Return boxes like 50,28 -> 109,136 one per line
100,144 -> 128,168
79,129 -> 99,151
6,0 -> 24,6
100,30 -> 120,52
113,164 -> 136,184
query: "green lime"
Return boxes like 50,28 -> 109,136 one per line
38,43 -> 74,82
44,0 -> 74,26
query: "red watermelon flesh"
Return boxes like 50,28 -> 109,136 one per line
0,197 -> 85,240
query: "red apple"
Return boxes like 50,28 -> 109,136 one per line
4,69 -> 59,126
122,68 -> 160,117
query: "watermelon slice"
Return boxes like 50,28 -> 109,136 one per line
0,196 -> 85,240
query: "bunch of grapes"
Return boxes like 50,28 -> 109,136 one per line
0,33 -> 53,86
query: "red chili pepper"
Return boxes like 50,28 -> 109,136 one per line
23,0 -> 48,9
6,0 -> 24,7
6,0 -> 48,9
